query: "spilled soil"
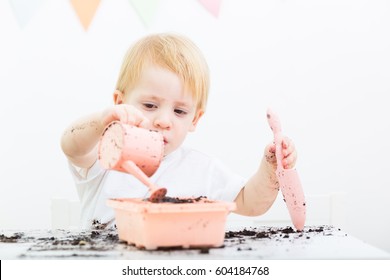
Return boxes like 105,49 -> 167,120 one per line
0,223 -> 342,257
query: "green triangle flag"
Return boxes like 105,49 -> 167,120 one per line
9,0 -> 45,28
129,0 -> 160,28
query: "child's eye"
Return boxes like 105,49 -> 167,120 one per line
142,103 -> 157,110
174,109 -> 188,116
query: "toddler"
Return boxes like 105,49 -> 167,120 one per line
61,33 -> 297,229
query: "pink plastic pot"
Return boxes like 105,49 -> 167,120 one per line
107,198 -> 236,250
98,121 -> 167,201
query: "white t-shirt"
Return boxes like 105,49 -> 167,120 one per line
69,146 -> 246,229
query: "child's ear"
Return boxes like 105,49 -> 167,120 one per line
189,110 -> 204,132
113,90 -> 125,104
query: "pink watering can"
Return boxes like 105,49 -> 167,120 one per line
267,109 -> 306,231
98,121 -> 167,202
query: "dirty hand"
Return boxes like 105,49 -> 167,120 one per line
101,104 -> 150,128
264,137 -> 297,170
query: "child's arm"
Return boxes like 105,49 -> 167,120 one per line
60,104 -> 149,169
234,138 -> 297,216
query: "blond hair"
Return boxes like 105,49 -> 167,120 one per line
116,33 -> 210,112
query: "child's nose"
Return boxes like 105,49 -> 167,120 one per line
153,113 -> 172,130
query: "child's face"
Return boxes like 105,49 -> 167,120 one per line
123,65 -> 202,156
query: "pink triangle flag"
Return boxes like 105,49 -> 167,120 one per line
198,0 -> 222,18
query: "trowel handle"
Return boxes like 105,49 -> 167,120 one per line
267,108 -> 282,134
267,108 -> 283,168
121,160 -> 155,191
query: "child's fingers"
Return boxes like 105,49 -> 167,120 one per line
282,137 -> 294,157
115,105 -> 148,126
264,143 -> 277,166
130,110 -> 149,127
282,137 -> 291,150
283,149 -> 297,169
281,137 -> 297,168
283,136 -> 291,146
116,108 -> 129,123
283,156 -> 293,168
138,118 -> 151,128
265,137 -> 297,169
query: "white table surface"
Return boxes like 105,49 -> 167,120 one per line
1,225 -> 389,260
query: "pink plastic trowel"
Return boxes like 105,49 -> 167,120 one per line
267,109 -> 306,231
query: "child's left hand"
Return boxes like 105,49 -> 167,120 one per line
264,137 -> 297,170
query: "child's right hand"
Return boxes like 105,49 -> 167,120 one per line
264,137 -> 297,170
101,104 -> 150,128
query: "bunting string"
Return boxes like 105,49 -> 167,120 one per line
8,0 -> 222,30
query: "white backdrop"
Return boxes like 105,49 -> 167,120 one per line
1,0 -> 389,253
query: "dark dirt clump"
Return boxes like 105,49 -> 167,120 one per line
151,196 -> 208,204
0,233 -> 23,243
